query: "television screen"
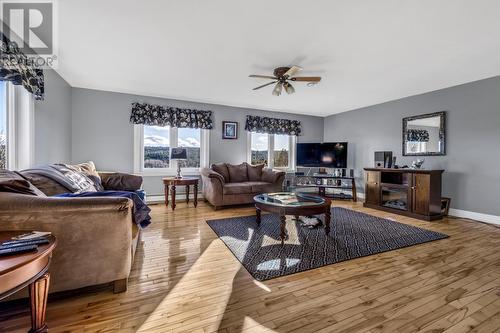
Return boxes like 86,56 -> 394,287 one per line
297,142 -> 348,168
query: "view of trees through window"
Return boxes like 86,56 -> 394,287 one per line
143,126 -> 201,169
0,82 -> 6,169
178,128 -> 201,168
250,132 -> 268,165
274,134 -> 289,168
250,132 -> 290,168
144,126 -> 170,168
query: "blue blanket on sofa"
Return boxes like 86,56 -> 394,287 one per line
54,191 -> 151,229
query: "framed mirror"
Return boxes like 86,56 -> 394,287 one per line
403,111 -> 446,156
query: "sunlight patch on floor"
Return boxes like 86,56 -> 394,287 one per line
136,240 -> 237,333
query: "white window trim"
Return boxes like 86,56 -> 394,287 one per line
5,83 -> 34,170
134,124 -> 209,176
246,131 -> 296,171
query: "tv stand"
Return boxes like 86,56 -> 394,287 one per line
363,168 -> 444,221
290,174 -> 357,202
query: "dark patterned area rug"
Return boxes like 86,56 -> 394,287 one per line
206,207 -> 448,281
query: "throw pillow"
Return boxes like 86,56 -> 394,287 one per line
0,170 -> 46,196
67,161 -> 104,191
247,163 -> 264,181
211,163 -> 230,183
227,163 -> 249,183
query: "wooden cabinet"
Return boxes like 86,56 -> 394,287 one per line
363,168 -> 444,221
365,171 -> 381,205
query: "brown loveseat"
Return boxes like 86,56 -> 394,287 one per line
0,163 -> 143,294
201,162 -> 285,209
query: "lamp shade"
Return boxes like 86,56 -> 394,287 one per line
170,147 -> 187,160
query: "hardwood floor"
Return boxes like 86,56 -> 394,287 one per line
1,200 -> 500,332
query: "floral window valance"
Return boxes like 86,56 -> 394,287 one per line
0,32 -> 44,100
130,102 -> 213,129
406,129 -> 429,142
244,115 -> 301,136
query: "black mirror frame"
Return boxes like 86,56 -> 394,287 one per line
402,111 -> 446,156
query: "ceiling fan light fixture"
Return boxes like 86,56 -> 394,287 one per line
272,82 -> 283,96
284,82 -> 295,94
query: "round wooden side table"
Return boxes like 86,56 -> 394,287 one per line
162,177 -> 199,210
0,231 -> 57,333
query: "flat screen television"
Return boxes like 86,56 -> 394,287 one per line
296,142 -> 348,168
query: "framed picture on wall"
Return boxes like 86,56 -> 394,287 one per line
222,121 -> 238,139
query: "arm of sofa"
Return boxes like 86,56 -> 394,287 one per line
0,192 -> 135,293
262,168 -> 286,184
200,168 -> 224,208
98,172 -> 143,191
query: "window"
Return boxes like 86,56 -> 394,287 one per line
144,125 -> 170,168
247,132 -> 296,170
0,82 -> 33,170
135,125 -> 209,175
250,132 -> 268,165
273,134 -> 290,168
0,82 -> 7,169
178,128 -> 201,168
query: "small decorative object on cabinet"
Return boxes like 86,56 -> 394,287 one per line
374,151 -> 393,168
222,121 -> 238,139
363,168 -> 444,221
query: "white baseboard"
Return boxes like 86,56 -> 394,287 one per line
448,208 -> 500,226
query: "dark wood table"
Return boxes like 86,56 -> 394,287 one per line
254,193 -> 332,245
0,231 -> 57,333
163,177 -> 199,211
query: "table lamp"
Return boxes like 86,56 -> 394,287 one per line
170,148 -> 187,178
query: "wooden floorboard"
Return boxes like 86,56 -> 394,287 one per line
1,201 -> 500,332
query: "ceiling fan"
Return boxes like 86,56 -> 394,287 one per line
249,66 -> 321,96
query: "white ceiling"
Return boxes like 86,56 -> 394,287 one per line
57,0 -> 500,117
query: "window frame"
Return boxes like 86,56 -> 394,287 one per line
246,132 -> 296,171
134,124 -> 209,176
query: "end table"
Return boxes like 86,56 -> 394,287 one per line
0,231 -> 57,333
162,177 -> 199,210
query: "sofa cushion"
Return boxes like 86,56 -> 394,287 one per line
19,172 -> 70,196
227,163 -> 249,183
0,170 -> 46,196
223,183 -> 252,195
247,164 -> 264,181
244,181 -> 275,193
211,163 -> 230,183
99,172 -> 143,191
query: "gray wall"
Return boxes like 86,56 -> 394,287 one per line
34,69 -> 72,165
324,76 -> 500,216
71,88 -> 324,195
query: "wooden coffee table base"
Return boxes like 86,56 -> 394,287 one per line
255,198 -> 332,246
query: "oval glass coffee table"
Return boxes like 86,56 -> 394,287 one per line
254,192 -> 332,245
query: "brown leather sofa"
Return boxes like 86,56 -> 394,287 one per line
0,165 -> 142,294
201,162 -> 285,209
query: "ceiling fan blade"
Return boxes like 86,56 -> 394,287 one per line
283,65 -> 302,78
252,81 -> 278,90
249,75 -> 278,79
290,76 -> 322,82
